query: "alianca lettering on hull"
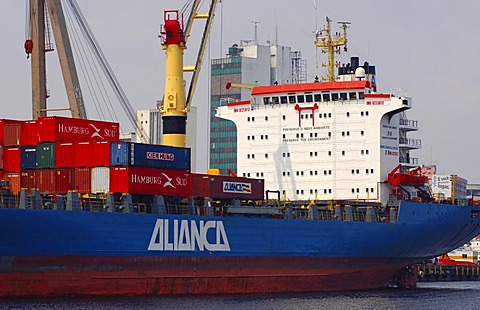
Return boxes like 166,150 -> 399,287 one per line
148,219 -> 231,251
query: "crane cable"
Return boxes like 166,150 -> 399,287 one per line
65,0 -> 149,142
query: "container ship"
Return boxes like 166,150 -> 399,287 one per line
1,8 -> 480,297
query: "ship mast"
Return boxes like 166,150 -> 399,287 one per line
314,17 -> 350,82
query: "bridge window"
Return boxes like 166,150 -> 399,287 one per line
322,93 -> 330,102
349,92 -> 357,100
305,94 -> 313,102
263,97 -> 270,104
340,93 -> 347,100
288,95 -> 296,103
332,93 -> 339,101
272,97 -> 280,104
359,92 -> 365,99
280,96 -> 288,104
297,95 -> 305,103
314,94 -> 322,102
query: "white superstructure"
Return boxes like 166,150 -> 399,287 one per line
216,72 -> 419,202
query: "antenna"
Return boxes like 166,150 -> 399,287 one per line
252,21 -> 259,44
313,0 -> 319,78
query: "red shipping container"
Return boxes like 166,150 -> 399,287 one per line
36,116 -> 120,143
20,120 -> 39,146
20,170 -> 38,194
74,167 -> 91,193
91,141 -> 110,167
4,123 -> 21,146
0,145 -> 3,170
38,168 -> 74,194
56,142 -> 75,168
4,172 -> 20,195
3,147 -> 21,173
191,173 -> 265,200
0,119 -> 22,145
73,141 -> 93,167
110,166 -> 190,197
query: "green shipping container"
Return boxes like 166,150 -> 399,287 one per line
37,142 -> 55,169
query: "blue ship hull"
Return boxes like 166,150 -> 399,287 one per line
0,201 -> 479,296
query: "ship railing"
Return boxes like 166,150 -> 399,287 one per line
399,138 -> 422,147
399,157 -> 419,165
399,119 -> 418,129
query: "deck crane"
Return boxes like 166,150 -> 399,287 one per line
160,0 -> 219,147
27,0 -> 86,119
25,0 -> 149,142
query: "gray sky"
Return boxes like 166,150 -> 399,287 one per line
1,1 -> 479,181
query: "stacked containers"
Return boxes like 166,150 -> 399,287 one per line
0,119 -> 23,194
0,117 -> 121,195
108,142 -> 191,197
0,116 -> 202,199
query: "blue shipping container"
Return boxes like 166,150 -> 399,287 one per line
20,146 -> 37,170
130,143 -> 191,171
110,142 -> 130,166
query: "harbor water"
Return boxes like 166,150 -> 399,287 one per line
1,282 -> 479,309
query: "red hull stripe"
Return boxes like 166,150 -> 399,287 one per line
0,255 -> 410,297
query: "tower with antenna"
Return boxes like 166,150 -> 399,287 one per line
252,21 -> 259,44
291,51 -> 307,84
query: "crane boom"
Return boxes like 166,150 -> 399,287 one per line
185,0 -> 219,111
29,0 -> 86,119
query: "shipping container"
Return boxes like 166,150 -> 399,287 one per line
0,145 -> 3,170
37,168 -> 74,195
4,123 -> 21,146
20,146 -> 37,170
74,167 -> 91,193
3,147 -> 21,173
91,141 -> 110,167
73,142 -> 92,167
110,142 -> 129,166
130,143 -> 191,171
191,174 -> 265,200
4,172 -> 20,195
37,142 -> 55,169
55,168 -> 74,194
0,119 -> 22,145
55,142 -> 74,168
110,166 -> 190,197
91,167 -> 110,194
20,120 -> 38,146
36,116 -> 120,143
20,170 -> 38,194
